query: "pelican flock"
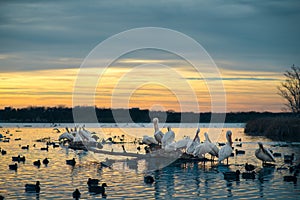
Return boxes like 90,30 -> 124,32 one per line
58,126 -> 101,150
57,119 -> 289,168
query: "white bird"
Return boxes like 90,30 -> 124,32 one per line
173,137 -> 191,149
161,126 -> 175,148
74,132 -> 83,142
164,142 -> 177,152
193,132 -> 219,159
204,132 -> 219,159
255,142 -> 275,164
218,130 -> 233,164
58,132 -> 74,141
153,118 -> 164,144
193,143 -> 206,158
164,137 -> 191,152
186,128 -> 200,155
142,135 -> 158,145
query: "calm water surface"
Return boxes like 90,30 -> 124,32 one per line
0,123 -> 299,199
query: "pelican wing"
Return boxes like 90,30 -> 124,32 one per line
255,147 -> 275,162
193,143 -> 206,158
162,131 -> 175,148
263,148 -> 276,162
164,142 -> 177,152
218,145 -> 232,162
142,136 -> 158,145
59,132 -> 74,141
174,138 -> 190,149
186,139 -> 199,154
154,131 -> 164,143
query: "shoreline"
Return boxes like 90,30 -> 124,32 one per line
244,117 -> 300,142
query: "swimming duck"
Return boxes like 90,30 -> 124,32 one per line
223,170 -> 240,181
236,143 -> 242,147
144,175 -> 155,184
88,183 -> 108,196
87,178 -> 99,186
66,158 -> 76,166
235,149 -> 245,155
25,181 -> 40,193
273,152 -> 282,157
33,160 -> 41,167
245,163 -> 255,171
283,172 -> 297,183
52,143 -> 60,148
41,146 -> 49,151
21,145 -> 29,150
12,155 -> 25,162
284,153 -> 295,164
72,189 -> 81,199
42,158 -> 49,165
1,149 -> 7,155
242,171 -> 256,179
9,163 -> 18,170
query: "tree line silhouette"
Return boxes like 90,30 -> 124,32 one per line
0,106 -> 297,123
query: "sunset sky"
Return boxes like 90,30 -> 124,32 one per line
1,1 -> 300,112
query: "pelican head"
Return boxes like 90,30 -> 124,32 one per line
153,118 -> 159,124
204,132 -> 210,141
226,130 -> 232,146
226,130 -> 232,136
258,142 -> 264,149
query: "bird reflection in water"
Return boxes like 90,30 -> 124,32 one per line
257,166 -> 276,198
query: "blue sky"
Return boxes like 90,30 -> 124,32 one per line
0,0 -> 299,111
1,0 -> 299,72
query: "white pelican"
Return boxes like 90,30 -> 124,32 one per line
74,132 -> 83,142
173,137 -> 191,149
186,128 -> 200,155
193,143 -> 206,158
194,132 -> 219,159
153,118 -> 164,144
218,130 -> 233,164
164,142 -> 177,152
204,132 -> 219,159
255,142 -> 275,164
142,135 -> 158,145
164,137 -> 191,152
161,126 -> 175,148
58,132 -> 74,141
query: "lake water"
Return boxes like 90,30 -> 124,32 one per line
0,123 -> 299,199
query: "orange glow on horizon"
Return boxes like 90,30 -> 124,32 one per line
0,65 -> 285,112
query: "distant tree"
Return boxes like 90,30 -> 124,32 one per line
277,65 -> 300,113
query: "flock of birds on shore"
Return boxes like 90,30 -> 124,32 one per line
0,118 -> 299,199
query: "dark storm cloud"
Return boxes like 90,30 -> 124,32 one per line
0,0 -> 299,72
